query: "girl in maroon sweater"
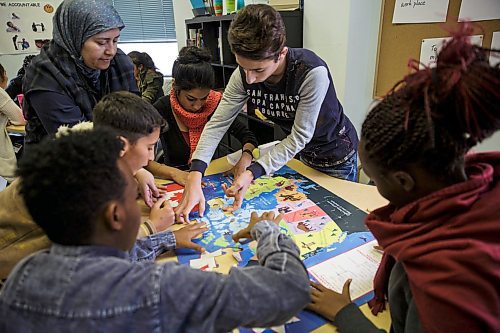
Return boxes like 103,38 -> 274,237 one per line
308,24 -> 500,333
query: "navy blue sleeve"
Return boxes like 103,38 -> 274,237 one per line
189,159 -> 208,175
28,90 -> 86,134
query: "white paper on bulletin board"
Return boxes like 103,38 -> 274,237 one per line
392,0 -> 449,24
490,32 -> 500,67
459,0 -> 500,22
0,1 -> 56,55
420,35 -> 483,68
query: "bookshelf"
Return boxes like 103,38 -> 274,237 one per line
185,10 -> 303,156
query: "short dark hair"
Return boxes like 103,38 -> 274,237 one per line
361,24 -> 500,177
172,46 -> 214,91
18,129 -> 126,245
128,51 -> 156,70
93,91 -> 166,143
228,4 -> 286,61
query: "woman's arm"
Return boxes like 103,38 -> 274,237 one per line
27,91 -> 85,134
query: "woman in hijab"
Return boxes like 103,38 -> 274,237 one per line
23,0 -> 138,146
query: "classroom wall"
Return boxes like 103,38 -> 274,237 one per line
172,0 -> 192,51
303,0 -> 382,138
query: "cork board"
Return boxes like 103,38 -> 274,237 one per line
374,0 -> 500,98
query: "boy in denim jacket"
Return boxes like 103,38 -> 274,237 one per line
0,129 -> 310,332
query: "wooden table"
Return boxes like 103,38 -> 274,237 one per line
156,157 -> 390,332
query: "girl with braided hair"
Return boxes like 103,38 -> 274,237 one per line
307,24 -> 500,333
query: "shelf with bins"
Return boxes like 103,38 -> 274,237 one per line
186,14 -> 237,89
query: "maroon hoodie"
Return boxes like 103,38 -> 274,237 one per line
366,152 -> 500,333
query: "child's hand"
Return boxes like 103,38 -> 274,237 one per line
306,280 -> 353,322
149,197 -> 174,232
173,222 -> 209,252
222,170 -> 254,212
232,211 -> 283,242
176,171 -> 205,223
231,151 -> 253,179
135,168 -> 160,208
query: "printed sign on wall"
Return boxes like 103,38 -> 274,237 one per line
419,35 -> 483,68
0,1 -> 55,55
490,32 -> 500,67
393,0 -> 449,24
459,0 -> 500,22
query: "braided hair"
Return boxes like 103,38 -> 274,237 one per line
362,24 -> 500,178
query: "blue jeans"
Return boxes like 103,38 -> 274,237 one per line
300,153 -> 358,182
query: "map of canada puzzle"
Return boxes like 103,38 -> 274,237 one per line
166,165 -> 372,260
164,165 -> 380,333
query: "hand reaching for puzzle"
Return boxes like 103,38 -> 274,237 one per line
232,211 -> 283,242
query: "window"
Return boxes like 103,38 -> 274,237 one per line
108,0 -> 176,42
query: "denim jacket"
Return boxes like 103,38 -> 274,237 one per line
0,222 -> 309,332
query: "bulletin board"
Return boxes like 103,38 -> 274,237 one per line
374,0 -> 500,98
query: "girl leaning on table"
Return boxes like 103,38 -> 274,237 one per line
307,25 -> 500,333
0,63 -> 26,183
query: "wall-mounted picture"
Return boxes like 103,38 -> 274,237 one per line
1,1 -> 54,54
